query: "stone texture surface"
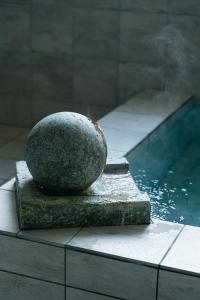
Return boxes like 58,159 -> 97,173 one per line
26,112 -> 107,194
15,161 -> 150,230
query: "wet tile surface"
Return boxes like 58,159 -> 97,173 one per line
99,111 -> 163,134
116,90 -> 190,117
0,178 -> 16,192
161,225 -> 200,276
68,220 -> 183,266
101,126 -> 147,152
0,190 -> 19,234
19,227 -> 81,247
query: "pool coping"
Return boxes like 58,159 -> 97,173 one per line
97,89 -> 200,277
0,89 -> 199,300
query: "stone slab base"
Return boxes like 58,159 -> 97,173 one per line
15,160 -> 150,229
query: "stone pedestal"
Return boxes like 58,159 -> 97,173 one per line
15,160 -> 150,229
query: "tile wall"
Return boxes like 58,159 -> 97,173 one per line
0,0 -> 199,127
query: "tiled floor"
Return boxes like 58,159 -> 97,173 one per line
0,89 -> 199,300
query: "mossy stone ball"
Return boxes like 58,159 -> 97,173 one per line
26,112 -> 107,195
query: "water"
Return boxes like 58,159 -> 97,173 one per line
128,102 -> 200,226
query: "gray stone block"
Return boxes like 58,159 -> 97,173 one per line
75,0 -> 119,9
31,3 -> 73,55
66,250 -> 157,300
74,58 -> 117,106
121,0 -> 168,13
67,287 -> 118,300
120,12 -> 168,64
0,234 -> 65,283
0,271 -> 65,300
15,161 -> 150,229
0,3 -> 30,51
74,9 -> 119,59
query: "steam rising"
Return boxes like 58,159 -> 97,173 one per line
145,24 -> 196,93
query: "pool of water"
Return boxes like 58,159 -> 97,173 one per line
128,101 -> 200,226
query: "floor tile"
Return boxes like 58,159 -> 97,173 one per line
67,287 -> 119,300
0,190 -> 19,234
19,227 -> 81,247
0,141 -> 25,160
161,225 -> 200,276
0,178 -> 16,192
66,250 -> 157,300
68,220 -> 183,266
74,9 -> 118,59
102,126 -> 147,152
107,148 -> 125,160
158,270 -> 200,300
116,90 -> 191,117
0,234 -> 65,283
99,111 -> 163,134
0,270 -> 65,300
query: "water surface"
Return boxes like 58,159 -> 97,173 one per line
128,102 -> 200,226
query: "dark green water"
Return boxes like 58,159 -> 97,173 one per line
128,102 -> 200,226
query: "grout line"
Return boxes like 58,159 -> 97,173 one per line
124,96 -> 193,158
6,230 -> 64,249
64,248 -> 67,300
65,245 -> 158,270
167,0 -> 170,23
0,267 -> 65,287
71,1 -> 76,106
159,225 -> 185,266
155,268 -> 160,300
66,284 -> 128,300
66,226 -> 84,245
116,3 -> 121,105
157,266 -> 200,279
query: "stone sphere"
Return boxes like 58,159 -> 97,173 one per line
25,112 -> 107,195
